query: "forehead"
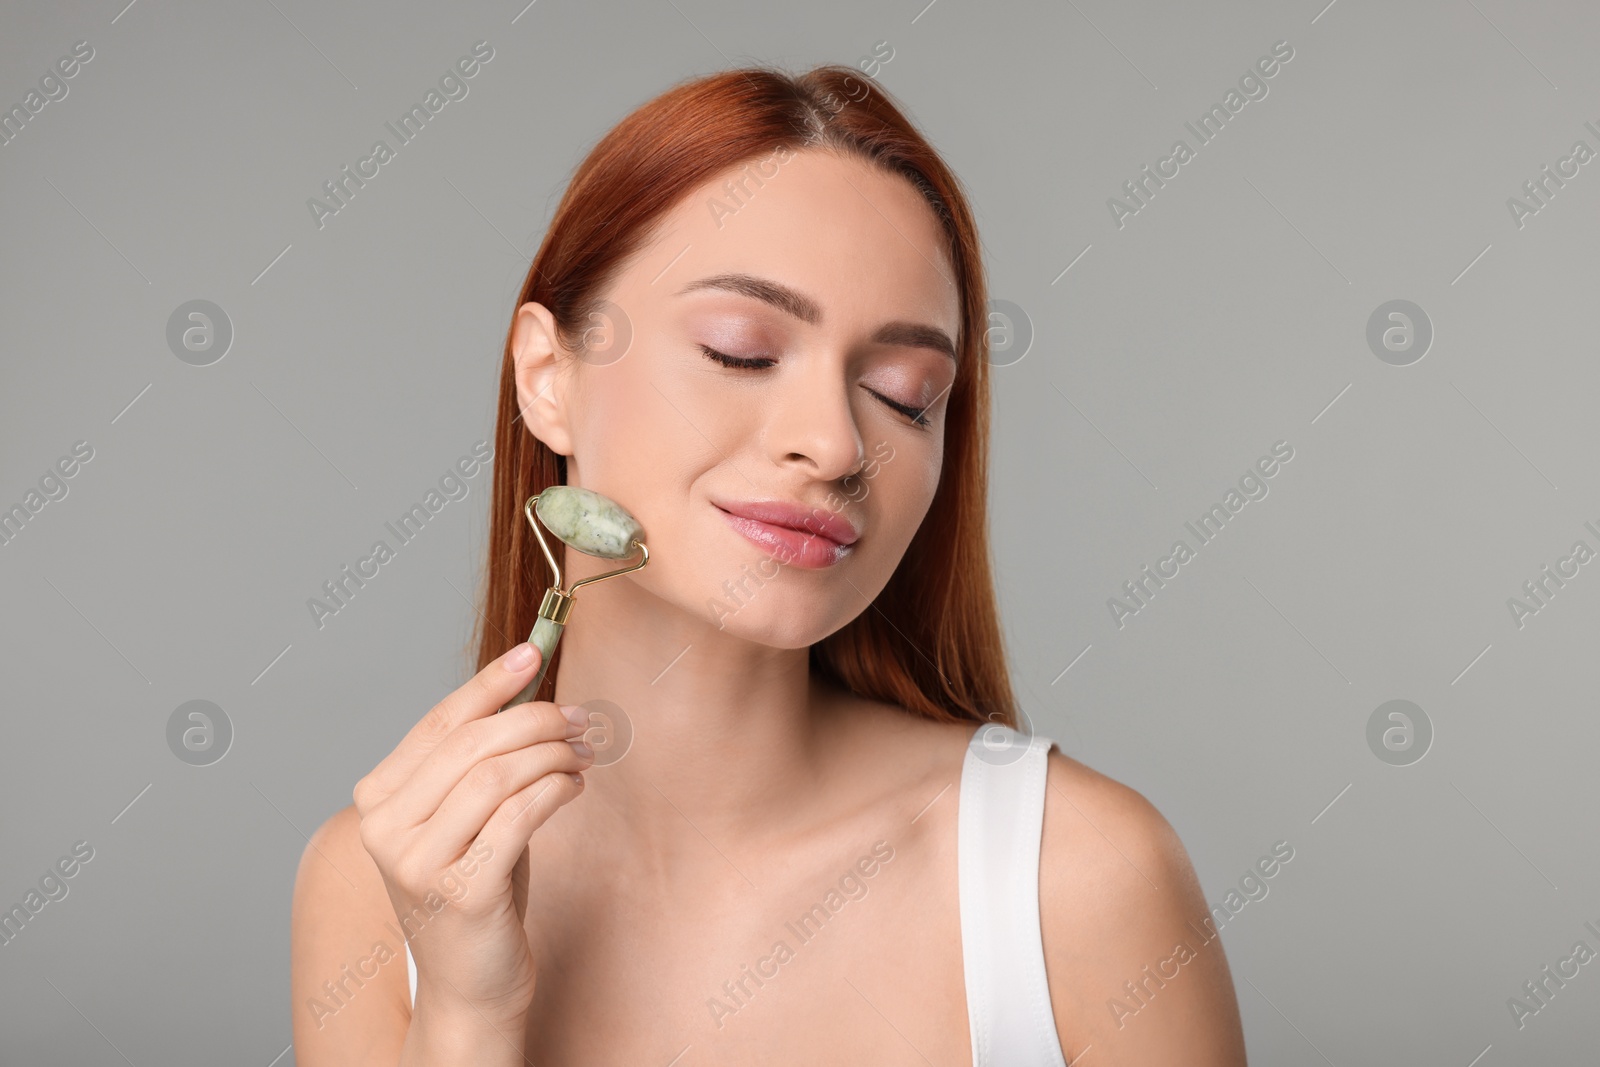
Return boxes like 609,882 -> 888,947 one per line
623,148 -> 960,337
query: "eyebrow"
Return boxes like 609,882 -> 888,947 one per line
675,272 -> 958,364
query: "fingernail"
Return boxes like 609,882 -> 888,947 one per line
560,704 -> 586,727
569,739 -> 593,760
504,643 -> 536,671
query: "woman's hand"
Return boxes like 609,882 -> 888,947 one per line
352,642 -> 592,1035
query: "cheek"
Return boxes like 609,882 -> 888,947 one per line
861,445 -> 942,545
571,359 -> 741,573
575,358 -> 704,484
891,437 -> 943,500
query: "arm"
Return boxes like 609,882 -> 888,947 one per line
1037,751 -> 1248,1065
291,642 -> 590,1065
290,803 -> 411,1063
290,804 -> 532,1065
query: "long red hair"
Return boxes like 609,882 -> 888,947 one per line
467,64 -> 1016,729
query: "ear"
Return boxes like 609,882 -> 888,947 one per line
510,301 -> 575,456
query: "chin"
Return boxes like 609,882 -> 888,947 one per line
703,590 -> 851,649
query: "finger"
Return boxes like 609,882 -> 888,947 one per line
474,769 -> 586,883
385,700 -> 584,827
413,736 -> 592,861
358,642 -> 542,806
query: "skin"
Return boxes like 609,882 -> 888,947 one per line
291,147 -> 1248,1065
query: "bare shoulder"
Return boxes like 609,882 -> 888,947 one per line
290,802 -> 411,1063
1037,749 -> 1248,1065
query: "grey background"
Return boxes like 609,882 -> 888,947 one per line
2,0 -> 1597,1062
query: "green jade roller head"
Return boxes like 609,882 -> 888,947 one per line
500,486 -> 649,711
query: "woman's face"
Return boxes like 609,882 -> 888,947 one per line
513,147 -> 961,649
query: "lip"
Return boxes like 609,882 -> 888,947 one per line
712,498 -> 860,569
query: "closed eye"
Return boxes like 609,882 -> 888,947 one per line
699,345 -> 775,370
699,345 -> 932,428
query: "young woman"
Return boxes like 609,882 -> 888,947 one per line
291,64 -> 1248,1065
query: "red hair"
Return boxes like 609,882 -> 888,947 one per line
468,64 -> 1017,729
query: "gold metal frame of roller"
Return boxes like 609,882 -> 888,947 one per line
525,492 -> 649,627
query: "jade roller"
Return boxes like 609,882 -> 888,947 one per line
499,486 -> 649,711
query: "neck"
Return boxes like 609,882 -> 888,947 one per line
546,547 -> 847,857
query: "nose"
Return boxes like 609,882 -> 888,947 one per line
765,357 -> 866,484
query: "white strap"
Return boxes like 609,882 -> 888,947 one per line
406,940 -> 416,1007
959,723 -> 1069,1066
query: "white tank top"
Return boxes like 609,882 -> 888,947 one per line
404,722 -> 1068,1065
